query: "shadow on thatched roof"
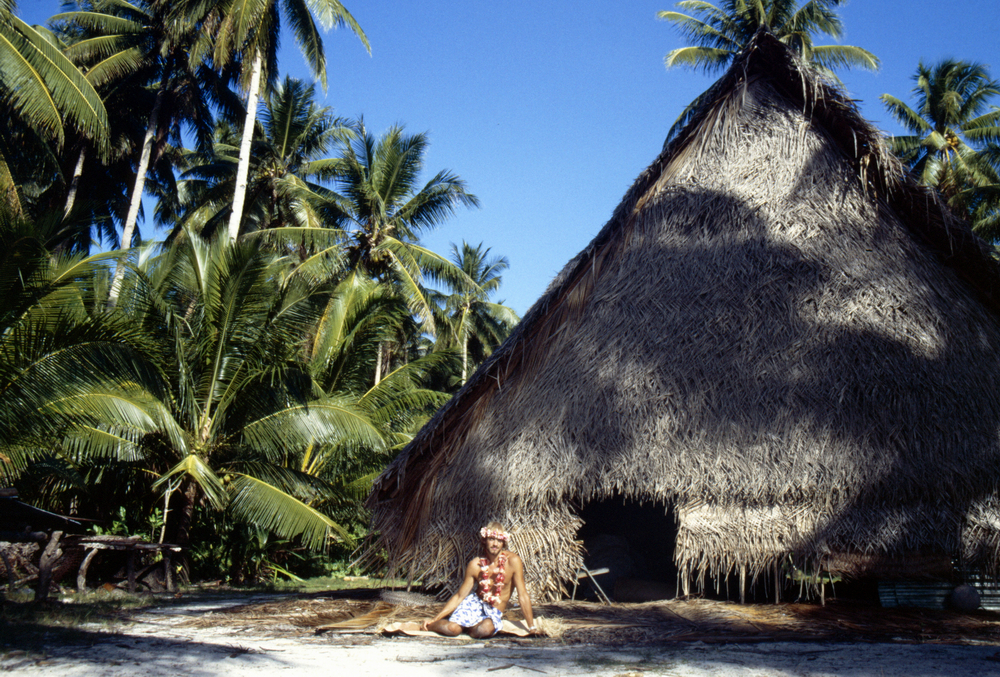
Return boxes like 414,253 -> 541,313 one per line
372,26 -> 1000,516
367,29 -> 1000,601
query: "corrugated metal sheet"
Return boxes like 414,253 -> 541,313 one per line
878,575 -> 1000,611
964,574 -> 1000,611
878,581 -> 952,609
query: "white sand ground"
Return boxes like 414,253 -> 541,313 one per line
3,597 -> 1000,676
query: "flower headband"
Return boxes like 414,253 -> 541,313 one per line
480,527 -> 510,543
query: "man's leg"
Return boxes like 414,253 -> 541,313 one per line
467,618 -> 498,639
425,619 -> 463,636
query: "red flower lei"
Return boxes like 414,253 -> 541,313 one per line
477,553 -> 507,608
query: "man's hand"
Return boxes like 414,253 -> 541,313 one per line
420,619 -> 431,631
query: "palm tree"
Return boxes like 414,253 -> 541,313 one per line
659,0 -> 878,74
103,231 -> 393,557
433,242 -> 518,387
0,0 -> 109,213
185,0 -> 368,242
881,59 -> 1000,237
321,121 -> 482,345
14,17 -> 184,254
175,76 -> 349,239
657,0 -> 879,137
306,269 -> 455,450
0,208 -> 170,486
53,0 -> 243,303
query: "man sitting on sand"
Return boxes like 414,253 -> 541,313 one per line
421,522 -> 537,638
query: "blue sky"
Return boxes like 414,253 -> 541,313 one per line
17,1 -> 1000,315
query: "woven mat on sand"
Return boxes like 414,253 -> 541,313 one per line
177,591 -> 1000,645
379,620 -> 532,638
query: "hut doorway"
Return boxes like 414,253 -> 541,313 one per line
575,496 -> 679,602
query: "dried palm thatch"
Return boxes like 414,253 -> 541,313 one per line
365,29 -> 1000,602
179,593 -> 1000,646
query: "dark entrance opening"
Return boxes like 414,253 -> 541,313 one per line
575,495 -> 678,602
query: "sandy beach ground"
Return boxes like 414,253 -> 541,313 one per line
3,596 -> 1000,676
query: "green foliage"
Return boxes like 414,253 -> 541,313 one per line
658,0 -> 879,75
657,0 -> 879,139
205,0 -> 369,92
0,211 -> 166,485
319,120 -> 482,333
0,2 -> 517,587
175,76 -> 349,239
881,60 -> 1000,238
430,241 -> 519,388
90,505 -> 165,543
106,231 -> 399,551
0,3 -> 108,151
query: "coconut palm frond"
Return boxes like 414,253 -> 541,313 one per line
227,472 -> 350,548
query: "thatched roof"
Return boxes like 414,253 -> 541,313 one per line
366,30 -> 1000,602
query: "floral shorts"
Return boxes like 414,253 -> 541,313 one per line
448,593 -> 503,635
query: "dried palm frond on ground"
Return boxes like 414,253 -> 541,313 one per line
177,589 -> 1000,646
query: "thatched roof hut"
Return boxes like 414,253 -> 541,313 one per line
366,30 -> 1000,602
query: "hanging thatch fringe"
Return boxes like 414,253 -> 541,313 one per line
364,29 -> 1000,602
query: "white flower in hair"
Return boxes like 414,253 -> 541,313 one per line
480,527 -> 510,542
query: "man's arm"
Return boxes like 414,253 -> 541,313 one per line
422,559 -> 479,629
510,554 -> 536,633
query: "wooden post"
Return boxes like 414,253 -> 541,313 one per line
126,549 -> 137,593
164,550 -> 174,593
36,531 -> 63,602
77,548 -> 99,592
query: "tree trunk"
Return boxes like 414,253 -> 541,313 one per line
76,548 -> 98,592
459,305 -> 470,385
107,66 -> 170,308
62,146 -> 86,220
374,341 -> 384,385
227,49 -> 263,243
461,337 -> 468,385
35,531 -> 63,602
163,479 -> 199,584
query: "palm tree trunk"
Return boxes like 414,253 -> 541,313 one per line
107,66 -> 170,308
62,146 -> 86,219
374,341 -> 383,385
459,306 -> 470,385
461,337 -> 468,385
227,49 -> 263,243
163,478 -> 199,583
